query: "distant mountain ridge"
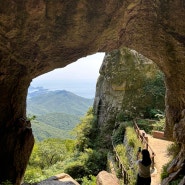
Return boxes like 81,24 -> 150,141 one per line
27,86 -> 93,116
27,86 -> 94,141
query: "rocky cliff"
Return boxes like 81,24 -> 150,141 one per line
93,48 -> 183,184
0,1 -> 185,184
94,47 -> 164,129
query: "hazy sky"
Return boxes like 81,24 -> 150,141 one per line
30,53 -> 105,98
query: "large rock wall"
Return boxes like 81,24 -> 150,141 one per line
94,48 -> 163,128
0,1 -> 185,184
94,47 -> 184,184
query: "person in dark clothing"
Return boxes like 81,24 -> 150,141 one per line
136,149 -> 152,185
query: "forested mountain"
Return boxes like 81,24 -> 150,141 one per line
31,120 -> 75,141
27,87 -> 94,140
27,88 -> 93,116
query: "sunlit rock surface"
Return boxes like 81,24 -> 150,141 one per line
35,173 -> 79,185
96,171 -> 119,185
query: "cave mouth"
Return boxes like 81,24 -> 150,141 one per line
26,52 -> 104,139
1,1 -> 185,184
23,48 -> 167,184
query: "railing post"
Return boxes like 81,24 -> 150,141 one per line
145,136 -> 148,150
118,160 -> 121,168
146,142 -> 148,150
151,152 -> 155,169
124,170 -> 127,184
142,132 -> 145,143
142,132 -> 145,138
120,164 -> 123,177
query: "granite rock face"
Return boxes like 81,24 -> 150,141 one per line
94,48 -> 184,184
0,1 -> 185,184
94,48 -> 163,128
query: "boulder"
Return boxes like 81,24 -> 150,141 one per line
32,173 -> 79,185
96,171 -> 119,185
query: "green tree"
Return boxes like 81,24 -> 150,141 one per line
28,138 -> 68,169
37,138 -> 67,168
74,107 -> 98,151
143,71 -> 165,118
24,138 -> 75,183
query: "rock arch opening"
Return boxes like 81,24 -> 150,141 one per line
24,53 -> 104,183
1,1 -> 185,184
26,53 -> 104,141
25,47 -> 169,184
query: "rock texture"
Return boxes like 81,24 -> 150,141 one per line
96,171 -> 119,185
0,0 -> 185,184
32,173 -> 79,185
94,48 -> 163,131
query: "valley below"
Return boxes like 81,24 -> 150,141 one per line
27,86 -> 94,141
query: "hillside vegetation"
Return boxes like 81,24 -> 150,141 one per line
24,108 -> 104,185
27,87 -> 93,140
27,89 -> 93,116
31,120 -> 75,141
24,69 -> 167,184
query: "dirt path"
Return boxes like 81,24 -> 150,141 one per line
147,135 -> 173,185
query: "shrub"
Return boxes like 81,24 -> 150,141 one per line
81,175 -> 96,185
115,144 -> 129,169
116,111 -> 132,121
161,162 -> 170,180
137,119 -> 154,133
152,118 -> 165,131
115,144 -> 137,185
114,125 -> 143,184
116,168 -> 122,178
167,143 -> 181,158
169,179 -> 182,185
65,162 -> 87,180
112,122 -> 128,145
85,149 -> 107,175
24,166 -> 45,183
63,148 -> 106,181
74,107 -> 98,151
169,175 -> 184,185
1,180 -> 13,185
125,127 -> 142,154
144,108 -> 164,119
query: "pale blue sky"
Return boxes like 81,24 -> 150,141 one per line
30,53 -> 105,98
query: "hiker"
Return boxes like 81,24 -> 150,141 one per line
136,148 -> 151,185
